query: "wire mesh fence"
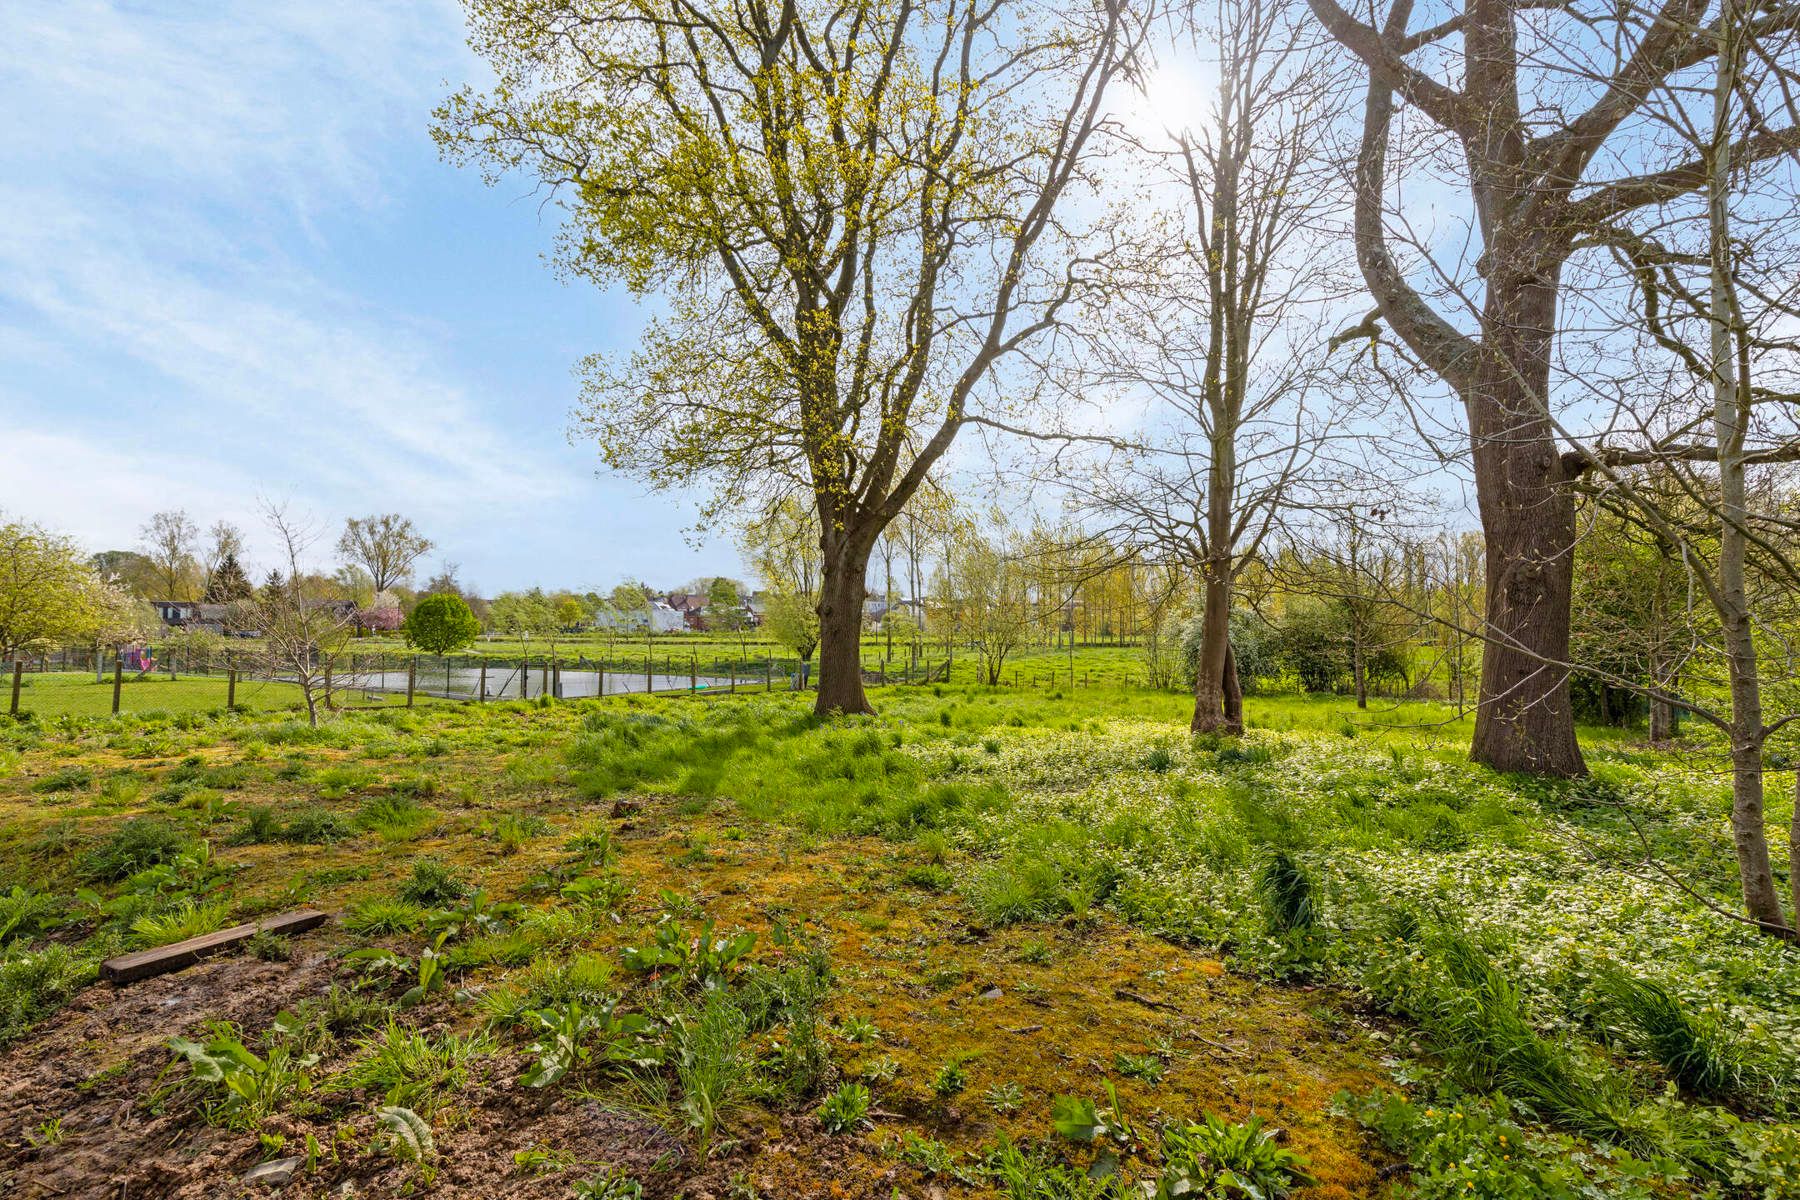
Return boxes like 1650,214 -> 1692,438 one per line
3,643 -> 965,718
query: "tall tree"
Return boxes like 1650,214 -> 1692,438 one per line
1554,0 -> 1800,935
438,0 -> 1157,715
1071,0 -> 1347,733
139,510 -> 198,600
337,514 -> 433,593
1309,0 -> 1800,776
742,498 -> 824,666
204,552 -> 254,603
934,520 -> 1033,685
0,517 -> 111,662
200,520 -> 245,597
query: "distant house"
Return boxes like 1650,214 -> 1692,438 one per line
863,597 -> 926,629
593,600 -> 687,634
663,593 -> 710,631
152,600 -> 243,636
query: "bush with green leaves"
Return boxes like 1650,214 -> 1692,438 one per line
403,593 -> 481,656
518,998 -> 658,1088
165,1023 -> 317,1130
620,918 -> 756,990
817,1081 -> 871,1133
0,944 -> 94,1045
1154,1112 -> 1315,1200
398,857 -> 469,906
80,817 -> 197,882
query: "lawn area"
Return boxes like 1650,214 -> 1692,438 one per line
0,688 -> 1793,1198
9,672 -> 435,719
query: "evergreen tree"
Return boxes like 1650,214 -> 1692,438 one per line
204,552 -> 253,603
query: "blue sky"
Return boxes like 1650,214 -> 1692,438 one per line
0,1 -> 739,594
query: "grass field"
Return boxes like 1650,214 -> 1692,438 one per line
8,672 -> 439,719
0,686 -> 1792,1198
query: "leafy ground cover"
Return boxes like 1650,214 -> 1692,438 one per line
0,687 -> 1792,1197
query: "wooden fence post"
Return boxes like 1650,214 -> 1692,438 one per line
689,652 -> 697,695
478,660 -> 487,702
597,665 -> 605,698
227,668 -> 237,709
8,661 -> 20,717
766,657 -> 773,692
520,657 -> 530,700
406,660 -> 416,708
552,660 -> 561,699
113,656 -> 123,714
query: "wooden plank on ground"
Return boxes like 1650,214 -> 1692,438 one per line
100,909 -> 329,985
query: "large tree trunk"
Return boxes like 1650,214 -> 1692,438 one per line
1465,266 -> 1587,778
1190,566 -> 1239,734
1648,692 -> 1676,742
1222,640 -> 1244,732
815,542 -> 874,716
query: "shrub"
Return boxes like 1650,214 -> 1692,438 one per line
817,1081 -> 871,1133
398,858 -> 469,906
1156,1112 -> 1316,1199
0,944 -> 94,1045
1593,963 -> 1752,1104
1255,851 -> 1315,933
81,818 -> 196,882
32,767 -> 92,794
403,594 -> 482,656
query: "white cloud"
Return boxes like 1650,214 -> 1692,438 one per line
0,1 -> 597,571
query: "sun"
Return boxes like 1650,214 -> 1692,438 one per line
1117,59 -> 1216,142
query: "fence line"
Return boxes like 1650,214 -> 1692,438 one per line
5,646 -> 985,717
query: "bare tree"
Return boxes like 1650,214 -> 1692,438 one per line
934,520 -> 1033,686
1310,0 -> 1800,776
139,510 -> 198,600
1549,0 -> 1800,935
1066,0 -> 1353,733
254,503 -> 355,727
337,514 -> 433,593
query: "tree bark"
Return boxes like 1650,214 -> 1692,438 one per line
1791,767 -> 1799,930
815,541 -> 874,716
1190,566 -> 1239,734
1648,692 -> 1675,742
1222,640 -> 1244,733
1464,264 -> 1588,778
